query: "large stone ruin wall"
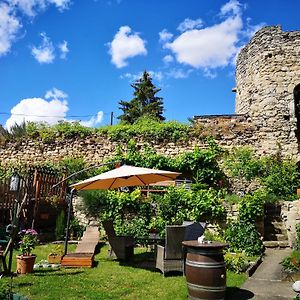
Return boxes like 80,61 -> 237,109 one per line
235,25 -> 300,158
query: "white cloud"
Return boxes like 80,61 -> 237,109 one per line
49,0 -> 71,11
243,18 -> 265,38
159,0 -> 264,78
203,68 -> 217,79
58,40 -> 69,59
163,55 -> 174,64
0,0 -> 70,57
149,71 -> 163,81
108,26 -> 147,68
5,91 -> 69,130
31,32 -> 55,63
0,3 -> 21,56
167,68 -> 193,79
121,70 -> 163,82
163,0 -> 246,71
80,111 -> 103,127
45,87 -> 68,100
8,0 -> 71,17
5,88 -> 103,130
159,29 -> 173,42
165,15 -> 242,69
177,18 -> 203,32
220,0 -> 242,16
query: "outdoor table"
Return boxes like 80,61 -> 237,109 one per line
182,241 -> 228,300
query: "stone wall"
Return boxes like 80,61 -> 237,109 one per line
235,25 -> 300,158
0,135 -> 198,166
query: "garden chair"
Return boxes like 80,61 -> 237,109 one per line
102,220 -> 135,261
155,225 -> 186,275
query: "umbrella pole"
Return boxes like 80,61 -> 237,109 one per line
64,188 -> 75,256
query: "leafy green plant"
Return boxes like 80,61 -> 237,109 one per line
55,210 -> 66,240
223,147 -> 263,181
99,118 -> 190,142
49,244 -> 64,256
18,229 -> 38,256
224,252 -> 251,273
70,218 -> 85,239
238,189 -> 267,223
260,155 -> 299,199
224,220 -> 264,256
281,250 -> 300,272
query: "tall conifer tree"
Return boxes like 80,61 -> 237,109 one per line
118,71 -> 165,124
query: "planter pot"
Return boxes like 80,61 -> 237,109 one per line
47,254 -> 62,264
16,255 -> 36,274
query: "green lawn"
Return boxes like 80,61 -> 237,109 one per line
2,244 -> 246,300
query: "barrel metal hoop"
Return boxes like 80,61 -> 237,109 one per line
186,259 -> 226,269
187,282 -> 226,293
187,248 -> 222,256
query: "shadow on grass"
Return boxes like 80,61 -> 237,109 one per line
32,269 -> 84,277
226,287 -> 254,299
16,282 -> 33,288
119,252 -> 185,276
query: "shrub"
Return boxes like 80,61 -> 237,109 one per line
55,210 -> 66,240
281,250 -> 300,272
224,220 -> 264,256
223,147 -> 263,181
98,118 -> 190,142
238,189 -> 267,223
224,252 -> 251,273
79,190 -> 109,218
70,218 -> 85,239
260,155 -> 299,199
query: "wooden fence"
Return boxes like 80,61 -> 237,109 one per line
0,167 -> 67,226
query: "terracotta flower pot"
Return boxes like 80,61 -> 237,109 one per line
16,255 -> 36,274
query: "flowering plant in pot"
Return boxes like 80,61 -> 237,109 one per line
48,244 -> 64,264
16,229 -> 38,274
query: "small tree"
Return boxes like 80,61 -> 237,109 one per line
118,71 -> 165,124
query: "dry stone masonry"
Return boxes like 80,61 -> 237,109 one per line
235,25 -> 300,158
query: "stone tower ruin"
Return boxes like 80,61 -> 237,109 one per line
235,25 -> 300,158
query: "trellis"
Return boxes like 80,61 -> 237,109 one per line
0,167 -> 67,225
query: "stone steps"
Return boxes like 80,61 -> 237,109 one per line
263,240 -> 290,248
263,203 -> 290,248
264,233 -> 288,241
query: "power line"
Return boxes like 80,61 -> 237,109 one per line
0,111 -> 113,119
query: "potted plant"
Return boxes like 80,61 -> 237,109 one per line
16,229 -> 38,274
47,244 -> 64,264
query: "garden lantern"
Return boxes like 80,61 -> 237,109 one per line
10,172 -> 20,192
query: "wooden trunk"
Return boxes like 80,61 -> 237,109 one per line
61,253 -> 94,268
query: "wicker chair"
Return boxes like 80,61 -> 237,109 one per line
155,225 -> 186,275
102,220 -> 135,261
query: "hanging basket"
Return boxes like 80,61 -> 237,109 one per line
16,255 -> 36,274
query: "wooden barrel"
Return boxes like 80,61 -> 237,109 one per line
182,241 -> 228,300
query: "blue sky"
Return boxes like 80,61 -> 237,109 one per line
0,0 -> 299,128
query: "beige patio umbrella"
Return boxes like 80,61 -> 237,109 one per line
70,165 -> 181,191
